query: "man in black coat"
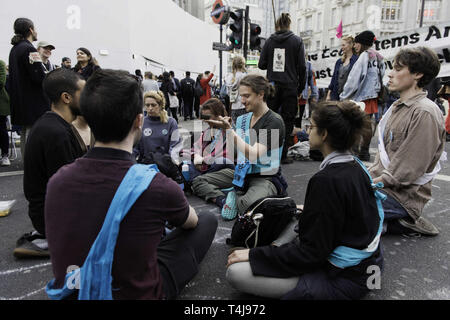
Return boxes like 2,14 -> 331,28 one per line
259,13 -> 306,164
180,71 -> 196,120
8,18 -> 49,159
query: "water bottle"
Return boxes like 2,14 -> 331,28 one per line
182,161 -> 190,182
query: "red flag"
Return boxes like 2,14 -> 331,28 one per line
336,20 -> 343,39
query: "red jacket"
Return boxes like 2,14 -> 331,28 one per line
199,73 -> 214,105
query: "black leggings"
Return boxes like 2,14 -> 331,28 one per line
157,213 -> 218,300
0,116 -> 9,157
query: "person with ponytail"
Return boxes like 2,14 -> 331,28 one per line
8,18 -> 49,160
133,90 -> 181,161
226,100 -> 384,300
193,75 -> 287,221
258,13 -> 307,164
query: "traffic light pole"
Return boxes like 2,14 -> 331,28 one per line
244,6 -> 249,60
219,24 -> 223,91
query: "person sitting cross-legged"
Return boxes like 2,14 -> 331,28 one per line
226,101 -> 384,300
192,75 -> 288,220
45,69 -> 217,300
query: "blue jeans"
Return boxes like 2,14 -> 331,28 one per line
380,191 -> 411,234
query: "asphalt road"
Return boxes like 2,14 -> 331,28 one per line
1,120 -> 449,300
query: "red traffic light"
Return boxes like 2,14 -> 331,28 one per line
250,23 -> 261,35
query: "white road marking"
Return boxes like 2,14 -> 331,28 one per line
0,171 -> 24,178
0,286 -> 46,300
0,262 -> 51,276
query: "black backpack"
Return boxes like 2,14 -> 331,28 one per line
226,196 -> 300,248
194,82 -> 204,97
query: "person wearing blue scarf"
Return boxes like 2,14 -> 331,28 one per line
199,75 -> 287,221
226,100 -> 384,300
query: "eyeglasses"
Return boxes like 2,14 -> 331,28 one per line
307,125 -> 319,133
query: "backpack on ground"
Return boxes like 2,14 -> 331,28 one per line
226,196 -> 300,248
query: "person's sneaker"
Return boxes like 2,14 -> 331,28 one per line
1,156 -> 10,166
398,216 -> 439,236
221,191 -> 238,221
13,231 -> 50,258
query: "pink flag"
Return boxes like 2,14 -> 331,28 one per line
336,20 -> 343,39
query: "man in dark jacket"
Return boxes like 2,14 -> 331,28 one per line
8,18 -> 49,159
180,71 -> 196,120
14,68 -> 86,259
259,13 -> 306,164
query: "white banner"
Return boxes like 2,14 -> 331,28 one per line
309,22 -> 450,88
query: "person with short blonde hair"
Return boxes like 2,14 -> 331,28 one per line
225,56 -> 247,124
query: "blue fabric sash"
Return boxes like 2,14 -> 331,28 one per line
46,164 -> 159,300
328,157 -> 386,269
232,112 -> 283,188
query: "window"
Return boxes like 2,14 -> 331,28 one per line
317,12 -> 322,30
306,15 -> 313,30
298,18 -> 302,34
382,0 -> 402,21
330,38 -> 335,48
357,0 -> 364,21
316,40 -> 321,50
343,5 -> 352,24
419,0 -> 442,22
332,8 -> 338,26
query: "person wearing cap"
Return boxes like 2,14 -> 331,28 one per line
340,30 -> 385,161
37,41 -> 56,73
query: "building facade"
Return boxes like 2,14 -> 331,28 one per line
173,0 -> 205,20
291,0 -> 450,53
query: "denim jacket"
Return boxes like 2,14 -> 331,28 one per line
340,49 -> 385,102
301,62 -> 318,100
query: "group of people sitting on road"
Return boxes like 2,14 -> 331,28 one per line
8,16 -> 447,301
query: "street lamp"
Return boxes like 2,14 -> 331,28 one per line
420,0 -> 426,28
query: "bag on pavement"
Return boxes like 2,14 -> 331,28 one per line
226,196 -> 299,248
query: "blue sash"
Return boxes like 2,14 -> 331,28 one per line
233,112 -> 253,188
46,164 -> 159,300
328,157 -> 386,269
232,112 -> 283,188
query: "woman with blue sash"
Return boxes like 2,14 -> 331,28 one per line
226,101 -> 384,300
193,75 -> 287,220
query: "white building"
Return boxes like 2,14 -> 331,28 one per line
173,0 -> 205,20
291,0 -> 450,53
0,0 -> 219,77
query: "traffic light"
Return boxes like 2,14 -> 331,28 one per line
249,23 -> 262,51
229,9 -> 244,49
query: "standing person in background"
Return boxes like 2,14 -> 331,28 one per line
36,41 -> 56,73
180,71 -> 196,121
295,57 -> 318,130
200,67 -> 216,107
258,13 -> 306,165
327,35 -> 359,101
135,69 -> 143,81
0,60 -> 11,166
193,74 -> 203,119
73,47 -> 100,81
61,57 -> 71,69
170,71 -> 182,118
8,18 -> 49,160
225,56 -> 247,125
160,72 -> 178,123
340,30 -> 385,161
142,72 -> 159,94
